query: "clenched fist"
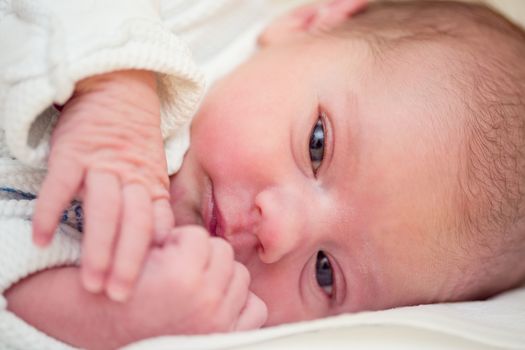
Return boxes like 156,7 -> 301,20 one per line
122,226 -> 268,339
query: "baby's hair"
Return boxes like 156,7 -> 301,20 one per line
334,1 -> 525,298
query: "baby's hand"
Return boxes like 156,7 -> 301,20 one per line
32,70 -> 175,301
125,226 -> 267,338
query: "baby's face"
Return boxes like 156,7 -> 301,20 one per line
170,34 -> 469,325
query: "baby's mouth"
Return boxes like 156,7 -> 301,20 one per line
203,178 -> 225,239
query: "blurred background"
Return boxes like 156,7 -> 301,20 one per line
459,0 -> 525,25
268,0 -> 525,28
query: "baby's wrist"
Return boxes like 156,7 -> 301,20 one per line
71,70 -> 160,120
58,68 -> 161,131
75,70 -> 157,96
5,267 -> 139,348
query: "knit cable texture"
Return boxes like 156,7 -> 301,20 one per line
0,0 -> 204,171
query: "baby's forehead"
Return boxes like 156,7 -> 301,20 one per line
324,3 -> 513,120
328,1 -> 515,63
340,0 -> 525,255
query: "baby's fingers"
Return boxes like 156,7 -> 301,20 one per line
81,170 -> 121,293
234,292 -> 268,331
106,183 -> 153,302
33,155 -> 84,246
220,261 -> 267,332
152,198 -> 174,244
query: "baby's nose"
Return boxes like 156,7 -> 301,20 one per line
253,185 -> 305,264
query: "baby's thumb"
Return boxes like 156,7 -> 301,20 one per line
233,292 -> 268,331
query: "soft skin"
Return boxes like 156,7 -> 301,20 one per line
169,2 -> 477,326
8,2 -> 371,348
32,70 -> 176,302
7,227 -> 267,349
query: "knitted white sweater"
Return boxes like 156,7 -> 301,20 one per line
0,0 -> 246,348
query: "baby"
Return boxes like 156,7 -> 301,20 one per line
171,0 -> 525,325
2,0 -> 525,348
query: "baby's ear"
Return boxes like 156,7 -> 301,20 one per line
258,0 -> 367,47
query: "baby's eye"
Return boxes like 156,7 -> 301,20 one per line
309,117 -> 325,175
315,251 -> 334,297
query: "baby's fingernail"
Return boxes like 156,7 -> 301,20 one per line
107,282 -> 130,303
33,234 -> 50,247
82,270 -> 104,293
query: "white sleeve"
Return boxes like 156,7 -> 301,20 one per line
0,219 -> 82,349
0,0 -> 204,173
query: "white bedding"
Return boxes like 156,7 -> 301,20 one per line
125,284 -> 525,350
